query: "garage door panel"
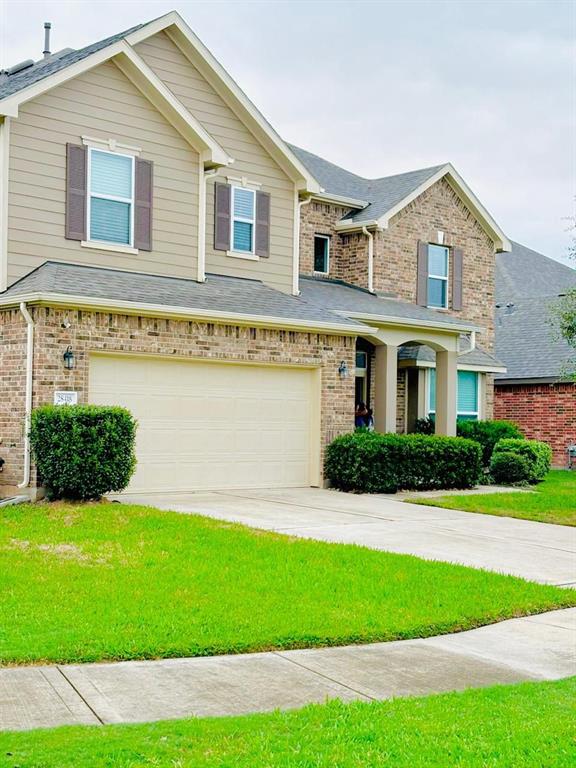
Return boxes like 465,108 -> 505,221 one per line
89,355 -> 318,492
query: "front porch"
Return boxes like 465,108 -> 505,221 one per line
354,322 -> 495,436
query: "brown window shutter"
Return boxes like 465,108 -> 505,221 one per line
134,158 -> 153,251
65,143 -> 87,241
255,191 -> 271,258
416,240 -> 428,306
452,247 -> 463,310
214,182 -> 231,251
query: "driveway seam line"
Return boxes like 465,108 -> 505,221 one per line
271,652 -> 378,702
55,666 -> 105,725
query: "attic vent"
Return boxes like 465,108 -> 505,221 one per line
5,59 -> 34,75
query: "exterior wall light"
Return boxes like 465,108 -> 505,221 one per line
63,346 -> 75,370
338,360 -> 349,378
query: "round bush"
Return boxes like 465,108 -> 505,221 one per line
490,451 -> 531,485
30,405 -> 137,500
492,438 -> 552,484
456,420 -> 523,467
325,431 -> 482,494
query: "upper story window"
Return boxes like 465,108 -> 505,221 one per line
88,148 -> 134,246
314,235 -> 330,273
232,186 -> 256,253
428,369 -> 479,421
427,244 -> 449,309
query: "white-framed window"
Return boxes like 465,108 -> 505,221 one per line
87,148 -> 135,247
355,350 -> 368,405
428,244 -> 449,309
428,369 -> 480,421
231,186 -> 256,254
314,235 -> 330,273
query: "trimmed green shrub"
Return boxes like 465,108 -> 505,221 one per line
492,438 -> 552,484
325,431 -> 482,494
30,405 -> 137,500
490,451 -> 531,485
456,419 -> 523,467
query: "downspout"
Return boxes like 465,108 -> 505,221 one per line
18,302 -> 34,489
293,192 -> 311,296
197,164 -> 219,283
362,226 -> 374,293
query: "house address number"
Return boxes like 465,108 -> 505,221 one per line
54,391 -> 78,406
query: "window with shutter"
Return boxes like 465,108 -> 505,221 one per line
231,186 -> 256,253
427,244 -> 449,309
87,148 -> 135,246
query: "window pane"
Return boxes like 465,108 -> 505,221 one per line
428,277 -> 447,307
233,188 -> 255,220
314,237 -> 329,272
91,150 -> 132,198
355,351 -> 367,369
457,371 -> 478,414
90,197 -> 131,244
233,220 -> 253,252
428,244 -> 449,277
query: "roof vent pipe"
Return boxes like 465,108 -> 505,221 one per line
43,22 -> 52,58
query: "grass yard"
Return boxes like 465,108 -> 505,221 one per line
1,502 -> 574,666
1,677 -> 574,767
410,470 -> 576,526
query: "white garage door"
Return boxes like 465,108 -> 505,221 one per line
89,354 -> 320,493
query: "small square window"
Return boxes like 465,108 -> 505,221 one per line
314,235 -> 330,273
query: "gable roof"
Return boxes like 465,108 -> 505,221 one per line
495,242 -> 576,382
289,144 -> 511,251
0,12 -> 320,192
496,241 -> 576,302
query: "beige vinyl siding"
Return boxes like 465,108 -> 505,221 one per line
135,32 -> 295,294
7,60 -> 199,286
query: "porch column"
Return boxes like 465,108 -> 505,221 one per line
374,344 -> 398,433
435,350 -> 458,436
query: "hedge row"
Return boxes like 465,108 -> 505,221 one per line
325,431 -> 482,494
415,418 -> 524,466
491,438 -> 552,485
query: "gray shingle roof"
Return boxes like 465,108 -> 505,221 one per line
399,343 -> 504,369
288,144 -> 445,225
299,275 -> 480,330
0,262 -> 365,329
495,297 -> 573,381
494,242 -> 576,381
0,24 -> 144,102
496,241 -> 576,303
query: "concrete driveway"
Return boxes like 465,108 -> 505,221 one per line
120,488 -> 576,586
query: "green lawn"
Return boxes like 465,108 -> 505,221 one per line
410,470 -> 576,526
1,677 -> 574,767
0,502 -> 574,666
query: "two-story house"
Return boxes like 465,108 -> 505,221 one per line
0,11 -> 509,499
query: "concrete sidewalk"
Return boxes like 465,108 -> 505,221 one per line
120,487 -> 576,586
1,608 -> 574,732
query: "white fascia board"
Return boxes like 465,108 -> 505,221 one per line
125,12 -> 321,193
0,291 -> 369,337
113,46 -> 230,167
334,219 -> 380,232
311,191 -> 369,209
399,359 -> 507,374
376,163 -> 511,252
339,309 -> 482,334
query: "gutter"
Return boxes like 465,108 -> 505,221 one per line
18,302 -> 34,489
334,218 -> 379,233
311,191 -> 369,209
0,292 -> 371,337
197,166 -> 219,283
293,194 -> 312,296
338,309 -> 482,334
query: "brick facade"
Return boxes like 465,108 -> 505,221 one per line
0,307 -> 356,492
494,382 -> 576,467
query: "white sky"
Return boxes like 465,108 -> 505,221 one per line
1,0 -> 575,265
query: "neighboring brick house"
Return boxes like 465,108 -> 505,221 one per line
494,242 -> 576,467
0,11 -> 512,498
